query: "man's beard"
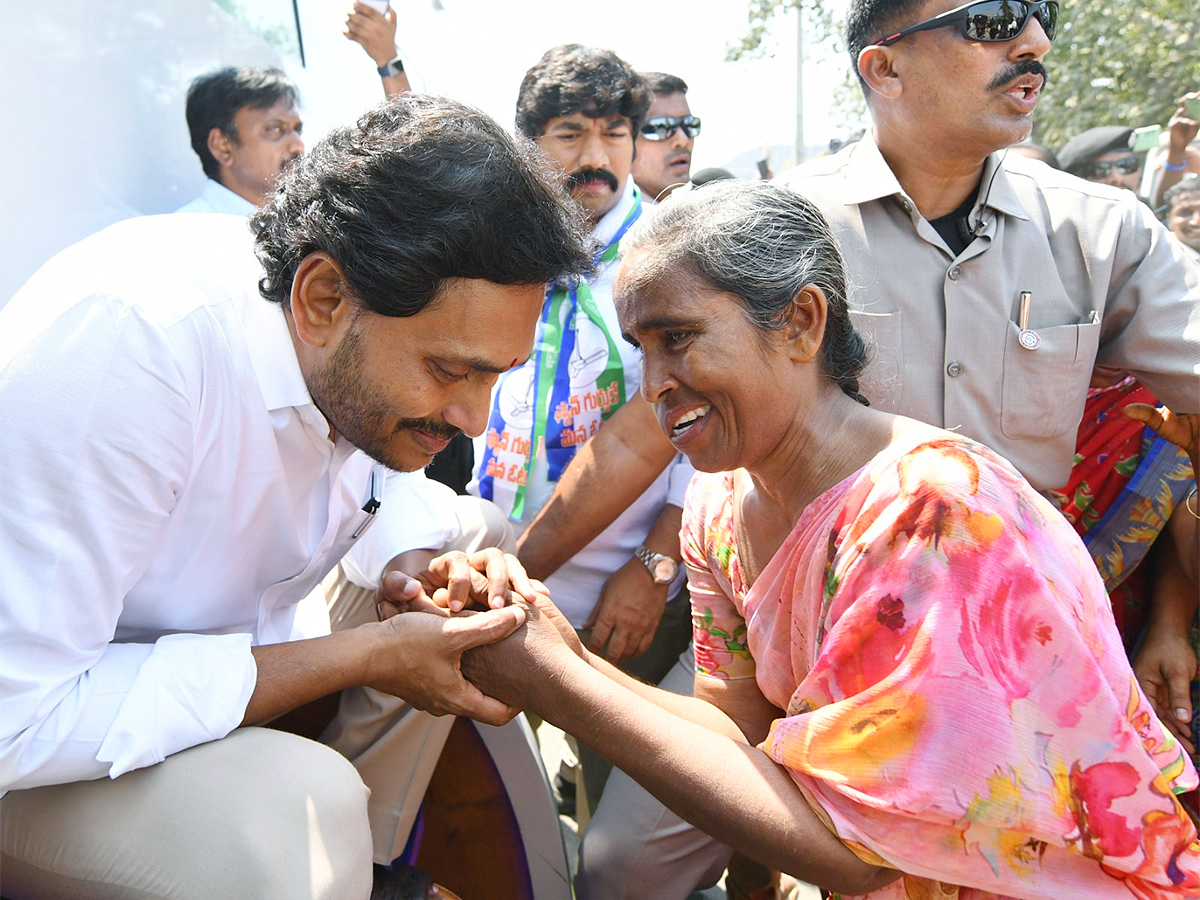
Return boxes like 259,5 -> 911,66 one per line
307,324 -> 459,471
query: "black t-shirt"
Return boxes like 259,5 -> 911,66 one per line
929,186 -> 981,257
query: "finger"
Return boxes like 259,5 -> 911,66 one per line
1122,402 -> 1164,429
587,616 -> 613,655
1166,673 -> 1194,731
445,605 -> 527,651
497,552 -> 540,604
636,629 -> 654,659
380,570 -> 425,604
581,605 -> 599,631
438,553 -> 474,612
478,549 -> 511,609
606,626 -> 632,663
454,682 -> 521,727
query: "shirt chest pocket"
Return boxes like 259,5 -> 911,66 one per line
1000,315 -> 1101,441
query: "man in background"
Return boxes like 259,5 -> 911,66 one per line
1058,125 -> 1141,193
1165,176 -> 1200,261
631,71 -> 699,202
177,66 -> 304,214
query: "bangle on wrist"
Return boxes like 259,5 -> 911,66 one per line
1161,159 -> 1187,171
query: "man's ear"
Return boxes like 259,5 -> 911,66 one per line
782,285 -> 828,364
289,252 -> 357,348
857,45 -> 903,100
207,127 -> 234,168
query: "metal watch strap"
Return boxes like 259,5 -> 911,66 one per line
634,545 -> 677,584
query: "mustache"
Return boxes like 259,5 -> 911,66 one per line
566,167 -> 619,192
988,60 -> 1049,92
395,418 -> 461,441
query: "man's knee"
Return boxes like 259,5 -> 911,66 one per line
0,728 -> 372,900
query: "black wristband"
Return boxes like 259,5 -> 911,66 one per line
377,56 -> 405,77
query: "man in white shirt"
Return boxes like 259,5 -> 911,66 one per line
473,45 -> 695,815
176,66 -> 305,215
0,95 -> 590,900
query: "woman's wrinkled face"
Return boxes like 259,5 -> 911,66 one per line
615,254 -> 796,473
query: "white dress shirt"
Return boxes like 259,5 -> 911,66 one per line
175,178 -> 258,216
0,214 -> 434,793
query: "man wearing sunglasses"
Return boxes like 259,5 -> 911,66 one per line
631,72 -> 701,202
772,0 -> 1198,495
1058,125 -> 1143,193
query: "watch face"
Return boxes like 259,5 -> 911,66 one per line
653,558 -> 677,582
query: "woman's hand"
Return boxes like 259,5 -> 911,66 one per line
1133,622 -> 1197,755
1124,402 -> 1199,479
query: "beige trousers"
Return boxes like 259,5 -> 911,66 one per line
0,496 -> 514,900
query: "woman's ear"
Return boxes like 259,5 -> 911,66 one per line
289,252 -> 356,348
782,285 -> 828,364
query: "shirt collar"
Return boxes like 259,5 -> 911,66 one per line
590,176 -> 639,245
201,179 -> 258,217
841,133 -> 1028,222
242,293 -> 320,414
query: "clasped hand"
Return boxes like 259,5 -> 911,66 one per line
365,548 -> 581,725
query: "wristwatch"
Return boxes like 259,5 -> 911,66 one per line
377,56 -> 405,77
634,546 -> 679,585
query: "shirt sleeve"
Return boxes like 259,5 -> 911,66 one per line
1095,195 -> 1200,414
341,469 -> 459,589
759,440 -> 1199,896
665,453 -> 696,509
681,474 -> 755,681
0,296 -> 256,792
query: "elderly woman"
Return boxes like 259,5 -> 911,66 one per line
466,181 -> 1200,898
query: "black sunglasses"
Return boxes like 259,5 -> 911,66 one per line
640,115 -> 702,141
874,0 -> 1059,46
1081,155 -> 1140,179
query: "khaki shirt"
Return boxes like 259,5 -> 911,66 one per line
778,136 -> 1200,492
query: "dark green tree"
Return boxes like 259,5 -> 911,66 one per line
1030,0 -> 1199,149
727,0 -> 1200,151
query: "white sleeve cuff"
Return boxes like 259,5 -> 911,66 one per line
97,633 -> 256,779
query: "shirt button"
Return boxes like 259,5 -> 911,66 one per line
946,361 -> 963,378
948,265 -> 962,281
900,199 -> 912,212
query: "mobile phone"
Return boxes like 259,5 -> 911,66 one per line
756,158 -> 770,179
358,0 -> 389,12
1130,125 -> 1161,153
1185,97 -> 1200,119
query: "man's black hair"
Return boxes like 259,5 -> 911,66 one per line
186,66 -> 300,180
641,72 -> 689,97
1165,176 -> 1200,208
515,45 -> 650,140
845,0 -> 927,89
252,94 -> 592,318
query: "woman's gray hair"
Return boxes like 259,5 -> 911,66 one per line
621,180 -> 870,405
